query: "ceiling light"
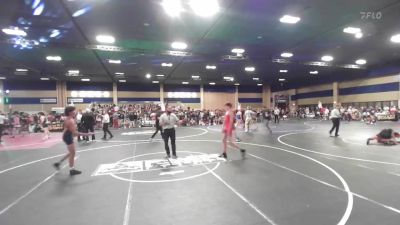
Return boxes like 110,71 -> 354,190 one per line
46,56 -> 62,61
145,73 -> 151,79
16,68 -> 28,72
234,83 -> 240,86
253,77 -> 259,81
161,63 -> 173,67
72,6 -> 92,17
310,71 -> 319,74
390,34 -> 400,43
355,33 -> 363,39
281,52 -> 293,58
279,15 -> 301,24
189,0 -> 220,17
209,82 -> 216,85
257,83 -> 263,86
96,35 -> 115,44
108,59 -> 121,64
244,66 -> 255,72
279,70 -> 288,73
231,48 -> 245,54
156,74 -> 165,77
191,75 -> 200,79
355,59 -> 367,65
278,78 -> 286,82
68,70 -> 79,74
115,72 -> 124,75
32,0 -> 41,9
171,41 -> 187,50
321,55 -> 334,62
2,27 -> 27,36
223,76 -> 234,81
206,65 -> 217,70
119,79 -> 126,83
81,78 -> 90,82
152,81 -> 160,84
162,0 -> 183,17
40,77 -> 49,80
0,77 -> 6,80
343,27 -> 361,34
33,3 -> 45,16
182,81 -> 189,84
49,29 -> 60,38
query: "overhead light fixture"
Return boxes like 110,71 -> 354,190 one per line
257,83 -> 263,86
355,33 -> 363,39
0,77 -> 6,80
231,48 -> 245,54
244,66 -> 255,72
206,65 -> 217,70
2,27 -> 27,36
279,15 -> 301,24
72,6 -> 92,17
68,70 -> 79,75
278,78 -> 286,82
171,41 -> 187,50
156,74 -> 165,77
310,71 -> 319,74
33,2 -> 45,16
253,77 -> 259,81
162,0 -> 183,17
46,56 -> 62,61
49,29 -> 60,38
152,81 -> 160,84
343,27 -> 361,34
16,68 -> 28,72
40,77 -> 49,80
161,63 -> 173,67
390,34 -> 400,43
321,55 -> 334,62
279,70 -> 288,73
119,79 -> 126,83
115,72 -> 125,75
96,35 -> 115,44
234,83 -> 240,86
281,52 -> 293,58
81,78 -> 90,82
223,76 -> 234,81
209,82 -> 216,85
189,0 -> 220,17
191,75 -> 200,79
108,59 -> 121,64
145,73 -> 151,79
355,59 -> 367,65
182,81 -> 189,84
32,0 -> 41,9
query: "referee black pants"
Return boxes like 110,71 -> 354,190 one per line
329,118 -> 340,136
163,128 -> 176,157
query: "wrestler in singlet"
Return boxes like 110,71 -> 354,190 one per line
224,111 -> 234,136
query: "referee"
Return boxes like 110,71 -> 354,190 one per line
329,104 -> 341,137
160,107 -> 179,158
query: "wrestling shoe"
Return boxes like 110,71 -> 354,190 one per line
53,162 -> 60,170
240,149 -> 246,159
219,152 -> 227,159
70,169 -> 82,176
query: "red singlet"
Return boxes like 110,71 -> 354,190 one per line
224,111 -> 233,136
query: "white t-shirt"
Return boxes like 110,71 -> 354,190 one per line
0,115 -> 5,124
274,109 -> 280,115
244,110 -> 253,120
160,113 -> 179,129
102,114 -> 110,124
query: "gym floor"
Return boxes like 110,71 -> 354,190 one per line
1,120 -> 400,225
